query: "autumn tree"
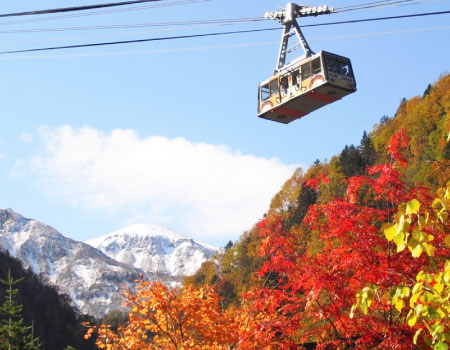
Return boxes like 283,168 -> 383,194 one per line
241,129 -> 449,349
352,192 -> 450,349
87,279 -> 239,350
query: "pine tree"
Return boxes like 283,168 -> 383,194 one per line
224,240 -> 233,250
422,83 -> 432,97
359,131 -> 377,167
287,183 -> 318,228
0,270 -> 40,350
338,144 -> 365,177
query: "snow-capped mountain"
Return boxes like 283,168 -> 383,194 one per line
86,224 -> 215,278
0,209 -> 215,318
0,208 -> 143,317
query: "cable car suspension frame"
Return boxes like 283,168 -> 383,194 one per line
265,3 -> 334,72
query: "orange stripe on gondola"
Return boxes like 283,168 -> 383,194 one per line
274,106 -> 307,119
305,90 -> 340,104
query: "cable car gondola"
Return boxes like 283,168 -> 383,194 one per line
258,3 -> 357,124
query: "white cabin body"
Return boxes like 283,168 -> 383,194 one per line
257,51 -> 356,124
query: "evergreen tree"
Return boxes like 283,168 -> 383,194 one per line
0,270 -> 40,350
287,183 -> 318,228
423,83 -> 432,97
224,241 -> 233,250
359,131 -> 377,167
0,251 -> 96,350
443,140 -> 450,160
338,144 -> 365,177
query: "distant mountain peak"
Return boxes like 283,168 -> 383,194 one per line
86,224 -> 216,277
86,223 -> 186,246
0,209 -> 215,318
0,208 -> 28,232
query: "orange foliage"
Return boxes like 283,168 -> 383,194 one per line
86,279 -> 241,350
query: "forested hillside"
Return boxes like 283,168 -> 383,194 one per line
186,73 -> 450,308
0,251 -> 96,350
88,74 -> 450,349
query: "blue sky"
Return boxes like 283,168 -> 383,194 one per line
0,0 -> 449,247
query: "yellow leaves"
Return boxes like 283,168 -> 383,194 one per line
383,224 -> 396,241
383,198 -> 438,258
350,285 -> 377,318
406,262 -> 450,347
355,184 -> 450,348
406,199 -> 421,215
394,231 -> 407,253
390,286 -> 410,312
411,243 -> 423,258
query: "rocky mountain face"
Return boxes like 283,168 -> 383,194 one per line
86,224 -> 215,280
0,209 -> 215,318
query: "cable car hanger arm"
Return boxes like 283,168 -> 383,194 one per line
265,3 -> 334,72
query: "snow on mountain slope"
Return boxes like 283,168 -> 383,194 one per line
85,224 -> 216,277
0,209 -> 217,318
0,209 -> 143,318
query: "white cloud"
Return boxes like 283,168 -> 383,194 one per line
18,131 -> 34,144
31,125 -> 298,243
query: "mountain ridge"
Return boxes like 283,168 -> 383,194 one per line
0,208 -> 215,318
86,223 -> 216,279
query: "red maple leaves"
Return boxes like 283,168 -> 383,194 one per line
242,130 -> 442,349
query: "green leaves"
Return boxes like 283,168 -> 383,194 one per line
406,199 -> 421,215
435,342 -> 448,350
356,187 -> 450,349
406,262 -> 450,347
391,286 -> 410,312
350,285 -> 378,318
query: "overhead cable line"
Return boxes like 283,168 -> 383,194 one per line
0,28 -> 278,55
335,0 -> 416,12
301,9 -> 450,27
0,9 -> 449,55
0,0 -> 440,28
0,24 -> 230,46
1,25 -> 449,60
336,0 -> 410,10
338,0 -> 449,13
334,0 -> 448,12
0,17 -> 265,34
0,0 -> 169,18
0,0 -> 209,27
0,0 -> 442,34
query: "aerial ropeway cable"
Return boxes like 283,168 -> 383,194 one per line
0,0 -> 210,27
0,0 -> 442,29
0,0 -> 171,18
0,9 -> 448,55
334,0 -> 418,12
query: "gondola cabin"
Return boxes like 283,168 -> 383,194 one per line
257,51 -> 356,124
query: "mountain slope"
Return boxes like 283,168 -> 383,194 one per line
0,208 -> 143,318
0,209 -> 216,318
185,73 -> 450,308
0,250 -> 96,350
86,224 -> 216,279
